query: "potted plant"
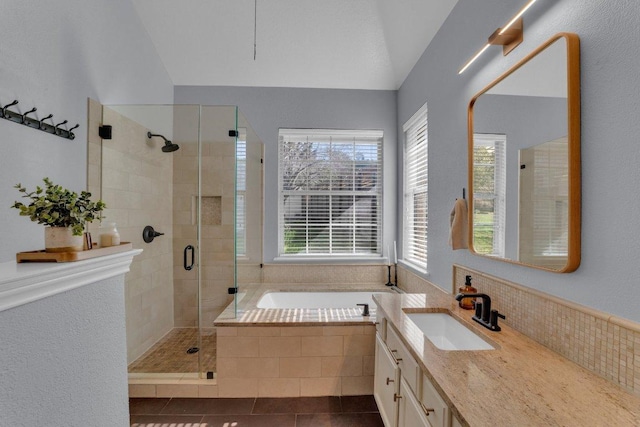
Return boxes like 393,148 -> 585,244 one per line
12,177 -> 106,252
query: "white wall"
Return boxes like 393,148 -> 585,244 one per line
398,0 -> 640,321
0,276 -> 129,427
174,86 -> 398,263
0,0 -> 174,262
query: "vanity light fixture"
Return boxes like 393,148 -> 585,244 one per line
458,0 -> 538,74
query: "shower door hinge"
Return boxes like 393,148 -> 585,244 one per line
229,130 -> 238,137
99,125 -> 112,140
228,287 -> 238,295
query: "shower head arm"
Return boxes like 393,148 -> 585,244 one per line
147,131 -> 171,144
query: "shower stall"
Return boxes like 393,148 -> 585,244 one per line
88,102 -> 263,379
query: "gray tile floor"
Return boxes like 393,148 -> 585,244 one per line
130,395 -> 384,426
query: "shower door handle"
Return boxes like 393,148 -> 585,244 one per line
184,245 -> 194,271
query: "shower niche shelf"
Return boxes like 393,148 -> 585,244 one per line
17,242 -> 133,263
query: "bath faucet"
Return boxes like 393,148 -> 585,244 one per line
454,293 -> 505,331
356,303 -> 370,317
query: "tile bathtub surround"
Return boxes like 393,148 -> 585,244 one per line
262,264 -> 390,285
451,264 -> 640,396
215,325 -> 376,398
129,395 -> 383,427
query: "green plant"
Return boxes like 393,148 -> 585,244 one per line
11,177 -> 106,236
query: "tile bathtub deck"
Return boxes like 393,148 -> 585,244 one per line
130,395 -> 384,427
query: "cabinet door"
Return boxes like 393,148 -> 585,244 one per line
398,377 -> 431,427
374,334 -> 399,427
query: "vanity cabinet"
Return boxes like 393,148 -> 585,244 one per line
375,310 -> 458,427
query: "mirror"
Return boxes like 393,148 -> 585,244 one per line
468,33 -> 580,272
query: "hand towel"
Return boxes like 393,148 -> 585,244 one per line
449,198 -> 469,250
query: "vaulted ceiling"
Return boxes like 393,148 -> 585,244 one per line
131,0 -> 459,90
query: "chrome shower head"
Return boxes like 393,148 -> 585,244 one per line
147,131 -> 180,153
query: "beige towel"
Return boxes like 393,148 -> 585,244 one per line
449,198 -> 469,250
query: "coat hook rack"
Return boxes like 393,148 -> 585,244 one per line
0,99 -> 78,140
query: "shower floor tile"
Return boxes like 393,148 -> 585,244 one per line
128,328 -> 216,374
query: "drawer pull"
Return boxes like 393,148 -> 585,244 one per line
393,393 -> 402,402
390,349 -> 403,363
420,402 -> 436,416
386,377 -> 394,385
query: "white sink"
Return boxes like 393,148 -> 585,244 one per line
405,312 -> 495,351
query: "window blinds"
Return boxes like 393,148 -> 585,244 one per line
403,105 -> 428,268
278,129 -> 383,256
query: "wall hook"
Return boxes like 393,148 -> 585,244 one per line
1,100 -> 18,118
54,120 -> 68,135
68,123 -> 79,140
23,107 -> 38,128
39,114 -> 53,130
1,98 -> 77,140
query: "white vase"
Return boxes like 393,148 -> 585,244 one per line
44,227 -> 84,253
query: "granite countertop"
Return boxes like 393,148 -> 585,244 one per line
373,288 -> 640,427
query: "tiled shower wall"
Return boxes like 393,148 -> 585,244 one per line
397,264 -> 640,396
87,100 -> 174,363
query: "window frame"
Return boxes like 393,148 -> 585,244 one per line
277,128 -> 384,259
402,103 -> 429,271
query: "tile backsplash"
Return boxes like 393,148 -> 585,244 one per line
398,264 -> 640,396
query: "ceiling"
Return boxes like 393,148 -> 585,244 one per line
131,0 -> 459,90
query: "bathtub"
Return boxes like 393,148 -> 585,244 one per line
256,291 -> 383,309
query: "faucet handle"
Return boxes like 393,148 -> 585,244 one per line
489,309 -> 505,331
356,303 -> 370,317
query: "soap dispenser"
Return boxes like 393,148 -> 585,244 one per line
458,275 -> 477,310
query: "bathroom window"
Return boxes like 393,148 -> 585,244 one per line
278,129 -> 383,257
472,133 -> 506,257
403,104 -> 428,269
236,133 -> 247,256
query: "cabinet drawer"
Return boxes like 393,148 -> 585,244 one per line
420,374 -> 450,427
387,325 -> 419,394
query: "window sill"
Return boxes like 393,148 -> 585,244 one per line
272,255 -> 390,265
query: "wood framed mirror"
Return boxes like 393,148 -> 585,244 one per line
467,33 -> 580,272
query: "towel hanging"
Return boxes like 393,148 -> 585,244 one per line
449,198 -> 469,250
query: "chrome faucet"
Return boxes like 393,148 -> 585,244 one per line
455,293 -> 505,331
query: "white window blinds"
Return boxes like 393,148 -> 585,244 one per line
472,133 -> 506,257
235,131 -> 247,256
403,104 -> 428,269
278,129 -> 383,256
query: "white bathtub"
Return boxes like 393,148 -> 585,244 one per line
256,291 -> 383,309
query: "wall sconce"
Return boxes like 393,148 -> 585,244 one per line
458,0 -> 538,74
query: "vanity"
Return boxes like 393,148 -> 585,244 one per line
373,287 -> 640,427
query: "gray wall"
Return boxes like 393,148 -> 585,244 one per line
0,0 -> 174,262
0,1 -> 173,424
398,0 -> 640,321
0,276 -> 129,427
175,86 -> 397,263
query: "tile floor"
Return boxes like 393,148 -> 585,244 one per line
128,328 -> 217,374
130,395 -> 384,426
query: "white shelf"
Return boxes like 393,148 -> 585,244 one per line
0,249 -> 142,312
